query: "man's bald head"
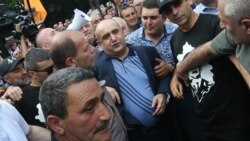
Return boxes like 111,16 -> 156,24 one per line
50,30 -> 80,69
50,30 -> 95,69
95,19 -> 121,41
36,28 -> 57,51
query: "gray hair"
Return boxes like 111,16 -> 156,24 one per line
24,48 -> 51,71
39,67 -> 95,120
224,0 -> 250,24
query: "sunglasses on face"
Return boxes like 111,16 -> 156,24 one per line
34,65 -> 54,75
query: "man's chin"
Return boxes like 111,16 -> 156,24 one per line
94,128 -> 111,141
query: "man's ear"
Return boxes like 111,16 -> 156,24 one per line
161,14 -> 167,21
65,57 -> 77,67
241,19 -> 250,34
47,115 -> 65,135
3,75 -> 11,84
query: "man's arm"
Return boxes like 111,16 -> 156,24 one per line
176,41 -> 219,81
27,125 -> 51,141
229,54 -> 250,89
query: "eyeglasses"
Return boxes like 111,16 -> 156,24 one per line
34,65 -> 54,75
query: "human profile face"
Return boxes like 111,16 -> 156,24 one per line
80,22 -> 95,43
4,62 -> 31,86
97,20 -> 127,57
162,0 -> 192,28
74,32 -> 96,69
141,7 -> 165,36
31,59 -> 54,84
218,0 -> 248,44
121,7 -> 139,28
62,79 -> 111,141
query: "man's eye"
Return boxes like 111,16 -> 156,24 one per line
83,106 -> 94,112
103,35 -> 109,40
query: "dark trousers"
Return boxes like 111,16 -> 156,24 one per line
127,121 -> 169,141
165,90 -> 201,141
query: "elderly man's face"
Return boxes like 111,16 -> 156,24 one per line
96,20 -> 127,57
91,15 -> 103,30
80,23 -> 95,43
4,62 -> 31,86
62,79 -> 111,141
218,0 -> 249,44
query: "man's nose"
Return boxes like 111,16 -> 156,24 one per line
98,102 -> 111,121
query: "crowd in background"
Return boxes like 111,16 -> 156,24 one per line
1,0 -> 250,141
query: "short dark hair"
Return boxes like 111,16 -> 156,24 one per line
143,0 -> 160,9
39,67 -> 95,120
24,48 -> 51,71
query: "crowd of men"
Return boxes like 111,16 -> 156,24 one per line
0,0 -> 250,141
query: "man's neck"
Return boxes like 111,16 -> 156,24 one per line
128,24 -> 139,31
145,27 -> 164,45
113,46 -> 129,61
180,11 -> 199,32
30,79 -> 42,87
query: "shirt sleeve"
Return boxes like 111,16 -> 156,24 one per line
3,101 -> 30,135
211,29 -> 237,55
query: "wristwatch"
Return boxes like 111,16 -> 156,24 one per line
170,62 -> 176,72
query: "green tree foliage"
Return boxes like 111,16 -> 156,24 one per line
0,0 -> 19,10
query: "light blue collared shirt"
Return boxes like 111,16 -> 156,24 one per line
194,3 -> 218,15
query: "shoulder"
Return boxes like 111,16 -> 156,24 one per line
0,101 -> 20,119
199,14 -> 220,23
95,50 -> 107,60
131,45 -> 157,56
126,27 -> 144,41
165,22 -> 178,34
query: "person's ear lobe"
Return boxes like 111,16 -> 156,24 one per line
241,19 -> 250,34
47,115 -> 65,135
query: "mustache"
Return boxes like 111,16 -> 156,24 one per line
94,121 -> 109,134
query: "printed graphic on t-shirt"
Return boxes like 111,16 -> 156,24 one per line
177,42 -> 215,103
35,103 -> 45,123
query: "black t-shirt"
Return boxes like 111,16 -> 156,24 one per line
15,86 -> 46,127
170,14 -> 250,129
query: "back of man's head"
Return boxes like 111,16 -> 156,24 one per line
50,31 -> 77,69
36,28 -> 56,51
